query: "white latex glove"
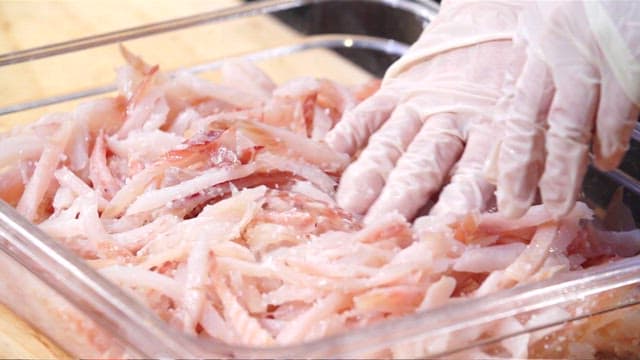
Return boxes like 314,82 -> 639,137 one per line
486,1 -> 640,218
325,0 -> 523,223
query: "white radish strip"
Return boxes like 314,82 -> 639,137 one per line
78,195 -> 112,253
52,187 -> 75,211
55,167 -> 108,210
276,293 -> 346,344
260,318 -> 288,336
138,246 -> 188,270
73,97 -> 125,136
496,317 -> 529,359
435,326 -> 485,358
255,153 -> 336,195
0,135 -> 44,169
353,213 -> 412,244
214,278 -> 275,346
354,285 -> 424,314
0,166 -> 25,206
526,306 -> 570,344
245,223 -> 300,253
165,71 -> 262,109
168,108 -> 200,136
303,314 -> 346,344
126,163 -> 256,215
216,258 -> 274,279
66,121 -> 90,174
387,241 -> 433,266
200,303 -> 236,344
102,164 -> 163,218
181,234 -> 212,334
118,88 -> 167,138
100,265 -> 182,300
211,241 -> 256,262
198,186 -> 266,219
453,243 -> 526,273
552,219 -> 581,254
112,214 -> 179,251
198,187 -> 264,248
222,255 -> 366,291
311,106 -> 334,141
38,217 -> 84,239
142,95 -> 170,131
137,220 -> 205,255
283,257 -> 377,279
364,263 -> 425,289
17,122 -> 73,221
272,260 -> 368,291
89,132 -> 120,200
290,180 -> 336,204
473,270 -> 506,298
418,276 -> 456,310
102,214 -> 152,234
229,275 -> 265,314
273,77 -> 319,99
305,234 -> 393,264
107,129 -> 183,162
504,224 -> 557,284
478,202 -> 592,234
263,285 -> 325,306
232,119 -> 349,172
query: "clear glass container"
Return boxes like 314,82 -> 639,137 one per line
0,0 -> 639,358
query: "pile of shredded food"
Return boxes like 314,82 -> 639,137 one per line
1,48 -> 639,358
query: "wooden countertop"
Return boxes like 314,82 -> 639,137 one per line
0,1 -> 371,357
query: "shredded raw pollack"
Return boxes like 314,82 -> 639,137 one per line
2,48 -> 639,358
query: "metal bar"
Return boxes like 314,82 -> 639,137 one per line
0,0 -> 436,66
600,167 -> 640,197
0,34 -> 408,116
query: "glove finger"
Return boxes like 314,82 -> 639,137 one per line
540,62 -> 599,218
324,90 -> 398,156
494,54 -> 553,218
336,102 -> 423,215
593,67 -> 640,170
484,36 -> 528,186
430,119 -> 496,219
363,112 -> 463,223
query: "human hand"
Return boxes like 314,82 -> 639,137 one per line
325,0 -> 523,223
486,1 -> 640,218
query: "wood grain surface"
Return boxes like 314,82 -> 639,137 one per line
0,1 -> 372,357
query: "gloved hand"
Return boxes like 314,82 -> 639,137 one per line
486,1 -> 640,218
325,0 -> 523,223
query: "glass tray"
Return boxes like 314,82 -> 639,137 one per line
0,0 -> 639,357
